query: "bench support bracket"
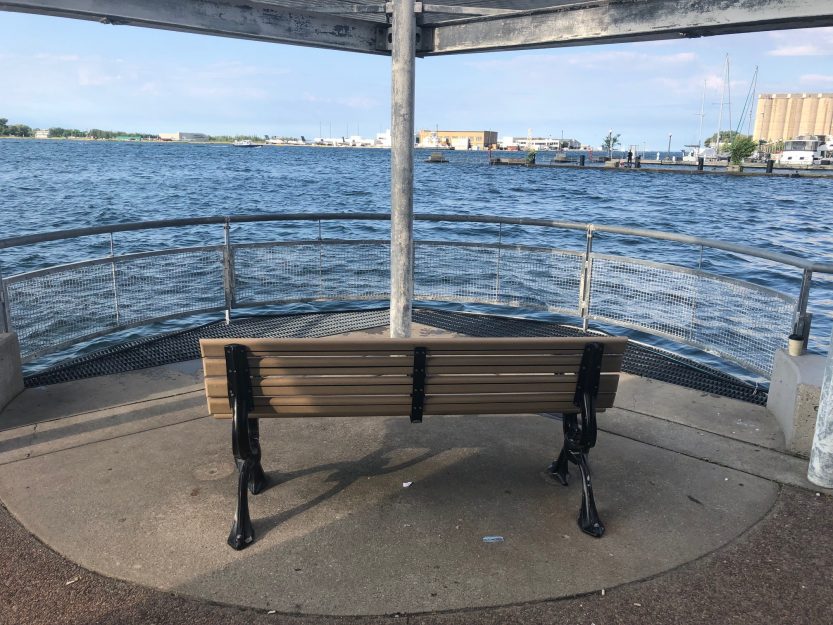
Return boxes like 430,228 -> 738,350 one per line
549,342 -> 605,538
410,346 -> 427,423
226,344 -> 268,550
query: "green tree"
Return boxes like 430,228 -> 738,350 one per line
602,133 -> 621,155
704,130 -> 742,148
0,118 -> 7,135
729,135 -> 757,165
7,124 -> 32,137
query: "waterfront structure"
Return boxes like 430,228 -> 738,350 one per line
158,132 -> 210,142
753,93 -> 833,143
33,129 -> 49,139
503,136 -> 581,151
417,130 -> 497,150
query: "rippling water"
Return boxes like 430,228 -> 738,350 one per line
1,139 -> 832,374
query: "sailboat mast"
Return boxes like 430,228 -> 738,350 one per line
747,66 -> 759,136
715,54 -> 729,156
726,56 -> 733,144
697,80 -> 706,150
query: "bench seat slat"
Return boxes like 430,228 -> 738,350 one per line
209,396 -> 615,418
203,361 -> 619,377
205,374 -> 618,398
199,336 -> 627,358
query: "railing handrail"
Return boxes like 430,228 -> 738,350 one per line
1,212 -> 831,274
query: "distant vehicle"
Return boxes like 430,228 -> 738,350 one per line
682,146 -> 717,162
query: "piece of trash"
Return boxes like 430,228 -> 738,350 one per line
601,588 -> 605,596
633,602 -> 642,607
724,477 -> 729,481
816,493 -> 821,497
482,535 -> 504,543
267,610 -> 276,615
402,481 -> 413,488
65,576 -> 80,586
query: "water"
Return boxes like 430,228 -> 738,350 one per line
1,139 -> 832,374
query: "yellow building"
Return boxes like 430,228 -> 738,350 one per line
753,93 -> 833,143
417,129 -> 498,150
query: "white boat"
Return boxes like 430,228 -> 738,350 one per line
232,140 -> 260,148
776,135 -> 833,165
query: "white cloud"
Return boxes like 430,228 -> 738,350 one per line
800,74 -> 833,86
767,27 -> 833,56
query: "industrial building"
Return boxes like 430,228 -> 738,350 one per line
753,93 -> 833,143
158,132 -> 210,142
417,129 -> 498,150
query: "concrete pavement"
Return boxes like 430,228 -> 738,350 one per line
0,324 -> 829,621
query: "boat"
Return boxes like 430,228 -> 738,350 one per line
777,135 -> 833,165
425,152 -> 449,163
232,140 -> 260,148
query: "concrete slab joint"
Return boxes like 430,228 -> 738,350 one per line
767,348 -> 824,457
0,333 -> 24,414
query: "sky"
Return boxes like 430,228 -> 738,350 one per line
1,12 -> 833,149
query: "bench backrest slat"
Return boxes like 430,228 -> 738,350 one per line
200,336 -> 627,419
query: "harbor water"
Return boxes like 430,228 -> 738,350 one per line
1,139 -> 832,376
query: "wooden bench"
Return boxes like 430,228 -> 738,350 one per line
200,336 -> 627,550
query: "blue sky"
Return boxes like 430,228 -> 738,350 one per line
1,12 -> 833,148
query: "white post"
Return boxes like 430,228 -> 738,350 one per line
389,0 -> 415,338
808,329 -> 833,487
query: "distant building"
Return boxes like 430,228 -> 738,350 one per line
158,132 -> 210,142
34,129 -> 49,139
502,136 -> 581,150
417,129 -> 498,150
753,93 -> 833,143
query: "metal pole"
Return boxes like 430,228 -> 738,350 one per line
494,223 -> 502,302
580,226 -> 595,331
808,329 -> 833,488
389,0 -> 416,338
794,269 -> 813,341
223,219 -> 235,324
109,233 -> 120,325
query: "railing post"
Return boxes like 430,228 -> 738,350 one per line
318,219 -> 324,298
579,225 -> 595,331
109,233 -> 120,325
0,265 -> 10,334
794,268 -> 813,343
494,223 -> 502,303
223,218 -> 235,324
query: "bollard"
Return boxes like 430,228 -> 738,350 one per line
766,159 -> 774,174
579,155 -> 585,167
808,327 -> 833,488
634,155 -> 641,169
697,157 -> 704,171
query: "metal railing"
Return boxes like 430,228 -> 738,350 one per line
0,213 -> 831,377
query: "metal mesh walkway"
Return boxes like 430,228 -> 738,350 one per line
23,309 -> 767,405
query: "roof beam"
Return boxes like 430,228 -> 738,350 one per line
425,0 -> 833,55
0,0 -> 388,55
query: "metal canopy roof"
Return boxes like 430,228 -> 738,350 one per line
2,1 -> 833,56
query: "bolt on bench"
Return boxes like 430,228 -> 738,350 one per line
200,336 -> 627,550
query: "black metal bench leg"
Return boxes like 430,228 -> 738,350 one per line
549,413 -> 576,486
229,458 -> 255,550
576,451 -> 604,538
247,418 -> 268,496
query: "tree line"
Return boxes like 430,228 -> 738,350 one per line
0,117 -> 159,139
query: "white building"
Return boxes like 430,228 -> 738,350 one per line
159,132 -> 210,142
375,129 -> 391,148
34,129 -> 49,139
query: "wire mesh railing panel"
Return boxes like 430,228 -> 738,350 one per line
234,244 -> 322,305
588,255 -> 795,376
691,277 -> 795,377
415,244 -> 500,303
320,243 -> 389,299
6,263 -> 118,357
233,242 -> 390,306
115,250 -> 225,325
496,248 -> 583,314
